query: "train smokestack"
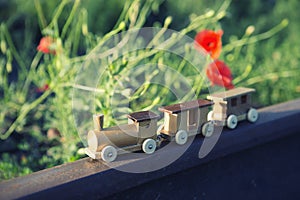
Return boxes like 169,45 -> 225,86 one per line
93,114 -> 104,131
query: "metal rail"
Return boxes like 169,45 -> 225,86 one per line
1,99 -> 300,199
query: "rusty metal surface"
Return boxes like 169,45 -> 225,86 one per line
0,99 -> 300,199
105,131 -> 300,199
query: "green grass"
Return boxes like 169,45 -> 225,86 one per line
0,0 -> 299,181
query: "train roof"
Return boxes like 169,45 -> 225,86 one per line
127,110 -> 160,122
207,87 -> 255,101
158,99 -> 213,114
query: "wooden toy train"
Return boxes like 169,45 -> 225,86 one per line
85,87 -> 259,162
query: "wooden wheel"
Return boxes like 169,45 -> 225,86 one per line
227,114 -> 238,129
101,145 -> 117,162
142,139 -> 156,154
175,130 -> 188,145
202,122 -> 214,137
247,108 -> 258,123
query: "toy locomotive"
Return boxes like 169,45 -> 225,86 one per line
85,87 -> 258,162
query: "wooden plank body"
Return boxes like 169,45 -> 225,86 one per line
159,99 -> 211,137
207,87 -> 256,123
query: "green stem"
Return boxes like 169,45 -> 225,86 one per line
71,84 -> 106,94
134,0 -> 153,28
223,19 -> 289,52
61,0 -> 80,39
46,0 -> 70,31
69,55 -> 87,63
2,24 -> 27,77
0,89 -> 52,140
113,1 -> 131,30
34,0 -> 47,30
181,0 -> 230,35
232,64 -> 252,85
71,9 -> 82,56
244,70 -> 298,86
22,52 -> 43,95
216,0 -> 231,15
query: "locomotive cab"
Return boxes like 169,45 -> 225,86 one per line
127,111 -> 160,141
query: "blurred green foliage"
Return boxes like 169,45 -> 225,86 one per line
165,0 -> 300,105
221,0 -> 300,105
0,0 -> 299,181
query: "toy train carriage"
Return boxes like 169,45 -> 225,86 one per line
207,87 -> 258,129
158,99 -> 215,145
85,110 -> 160,162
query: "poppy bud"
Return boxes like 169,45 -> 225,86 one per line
37,36 -> 56,54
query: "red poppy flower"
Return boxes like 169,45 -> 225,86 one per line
194,30 -> 223,59
37,36 -> 55,54
206,60 -> 234,89
36,84 -> 49,93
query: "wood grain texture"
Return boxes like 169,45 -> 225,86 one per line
158,99 -> 213,114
